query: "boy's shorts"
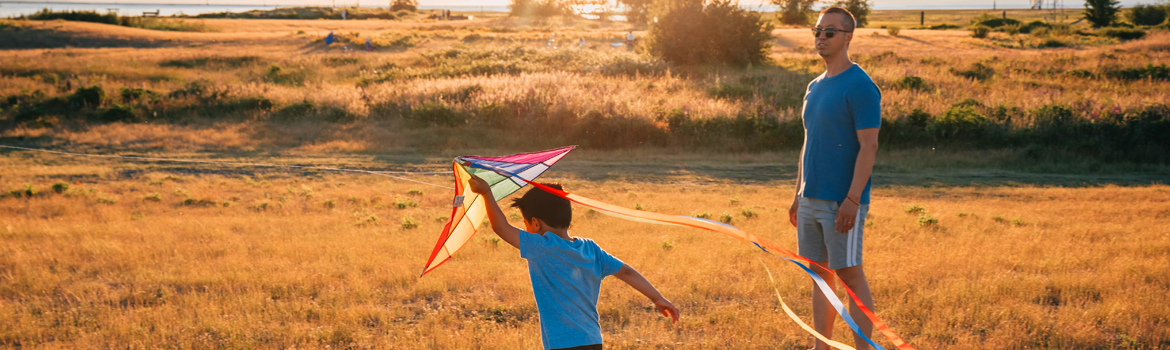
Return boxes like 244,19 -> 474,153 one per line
796,196 -> 868,270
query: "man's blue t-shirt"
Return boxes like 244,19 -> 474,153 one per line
799,63 -> 882,204
519,230 -> 624,350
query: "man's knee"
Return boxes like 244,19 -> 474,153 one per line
834,264 -> 867,286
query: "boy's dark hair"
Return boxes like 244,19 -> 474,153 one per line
510,183 -> 572,229
819,6 -> 857,32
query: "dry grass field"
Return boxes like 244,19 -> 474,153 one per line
1,9 -> 1169,349
1,151 -> 1168,349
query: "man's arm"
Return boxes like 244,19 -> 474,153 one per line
613,264 -> 679,322
835,127 -> 879,234
789,141 -> 806,227
468,176 -> 521,249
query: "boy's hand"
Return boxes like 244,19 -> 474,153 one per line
468,175 -> 492,197
653,298 -> 679,323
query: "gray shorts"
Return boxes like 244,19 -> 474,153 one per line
797,196 -> 868,270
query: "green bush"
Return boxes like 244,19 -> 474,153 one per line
1099,27 -> 1146,40
887,25 -> 901,36
27,9 -> 118,24
98,104 -> 137,122
776,0 -> 817,26
119,87 -> 158,103
926,105 -> 991,139
160,56 -> 261,69
971,12 -> 1021,28
828,0 -> 871,27
950,62 -> 995,81
970,25 -> 991,38
1106,64 -> 1169,80
892,76 -> 929,91
1127,4 -> 1167,26
646,0 -> 773,66
389,0 -> 418,12
926,23 -> 959,30
69,86 -> 105,107
1003,23 -> 1021,35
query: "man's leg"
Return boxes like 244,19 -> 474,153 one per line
836,264 -> 875,350
811,261 -> 837,350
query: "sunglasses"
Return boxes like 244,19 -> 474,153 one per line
811,27 -> 852,38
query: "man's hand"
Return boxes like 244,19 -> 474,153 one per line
653,298 -> 680,323
468,175 -> 492,197
835,199 -> 859,234
788,196 -> 800,227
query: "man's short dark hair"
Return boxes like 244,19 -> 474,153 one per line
819,6 -> 857,32
511,183 -> 572,229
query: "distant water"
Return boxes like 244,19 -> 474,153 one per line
0,0 -> 1151,18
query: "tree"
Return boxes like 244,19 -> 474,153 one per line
619,0 -> 654,24
646,0 -> 774,66
389,0 -> 417,12
1083,0 -> 1120,28
830,0 -> 871,28
510,0 -> 570,17
774,0 -> 817,26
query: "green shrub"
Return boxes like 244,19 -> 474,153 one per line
263,64 -> 308,86
1127,4 -> 1167,26
390,0 -> 418,12
971,12 -> 1021,28
98,104 -> 137,122
916,215 -> 938,227
906,204 -> 926,215
950,62 -> 995,81
160,56 -> 261,69
1003,23 -> 1021,35
400,216 -> 419,229
1106,64 -> 1170,80
892,76 -> 929,91
926,23 -> 959,30
1100,27 -> 1146,40
646,0 -> 774,66
887,26 -> 901,37
69,86 -> 105,107
970,25 -> 991,38
51,183 -> 69,194
119,87 -> 158,103
830,0 -> 871,27
27,9 -> 118,24
927,105 -> 991,139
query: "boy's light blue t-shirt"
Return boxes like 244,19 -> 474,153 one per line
519,230 -> 624,350
799,63 -> 882,204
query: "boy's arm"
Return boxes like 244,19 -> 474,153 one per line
468,175 -> 521,249
613,264 -> 679,323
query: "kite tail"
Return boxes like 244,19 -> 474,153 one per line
761,259 -> 856,350
465,161 -> 915,350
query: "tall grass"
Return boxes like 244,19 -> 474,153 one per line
0,158 -> 1167,348
1,21 -> 1168,162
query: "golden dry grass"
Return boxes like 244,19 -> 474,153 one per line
1,152 -> 1168,349
2,16 -> 1167,155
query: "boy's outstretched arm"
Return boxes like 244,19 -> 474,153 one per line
468,175 -> 521,249
613,264 -> 679,323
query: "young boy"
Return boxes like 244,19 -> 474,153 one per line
469,176 -> 679,350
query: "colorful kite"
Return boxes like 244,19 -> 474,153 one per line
420,146 -> 575,277
421,147 -> 914,350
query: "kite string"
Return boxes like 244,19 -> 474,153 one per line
0,144 -> 455,189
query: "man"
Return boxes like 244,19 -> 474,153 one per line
788,6 -> 881,350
